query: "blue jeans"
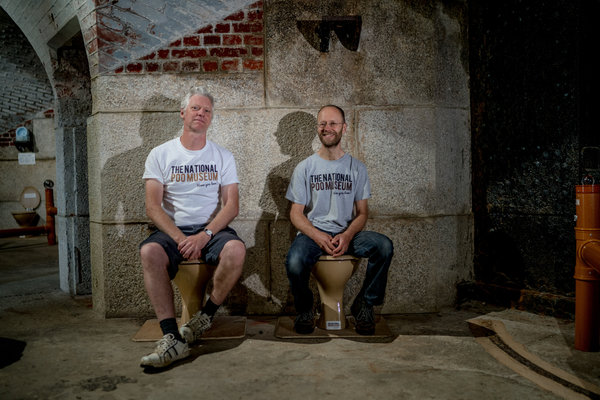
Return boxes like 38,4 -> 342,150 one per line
285,230 -> 394,313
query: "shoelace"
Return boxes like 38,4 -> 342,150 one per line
356,306 -> 374,323
189,314 -> 211,332
155,334 -> 176,352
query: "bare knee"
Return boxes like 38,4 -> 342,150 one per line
220,240 -> 246,268
140,242 -> 168,271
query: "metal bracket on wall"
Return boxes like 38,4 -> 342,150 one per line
297,16 -> 362,52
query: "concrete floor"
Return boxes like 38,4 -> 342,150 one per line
1,236 -> 600,400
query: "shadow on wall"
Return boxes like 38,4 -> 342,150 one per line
100,94 -> 182,314
244,111 -> 317,314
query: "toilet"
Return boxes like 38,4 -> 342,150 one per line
312,255 -> 359,330
172,260 -> 214,325
11,186 -> 41,227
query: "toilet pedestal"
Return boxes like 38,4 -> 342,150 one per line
172,260 -> 214,325
133,259 -> 247,342
312,255 -> 358,330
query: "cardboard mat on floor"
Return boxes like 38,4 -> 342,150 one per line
132,316 -> 246,342
275,315 -> 392,339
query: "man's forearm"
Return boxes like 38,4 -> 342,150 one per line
147,206 -> 186,244
342,213 -> 367,240
204,201 -> 238,234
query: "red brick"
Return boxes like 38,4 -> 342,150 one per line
250,1 -> 263,8
248,10 -> 263,21
196,25 -> 213,34
97,27 -> 127,45
172,49 -> 206,59
223,35 -> 242,45
251,47 -> 263,56
182,61 -> 200,72
163,61 -> 179,72
220,59 -> 239,71
158,49 -> 170,59
86,39 -> 98,54
126,63 -> 143,73
44,109 -> 54,118
210,47 -> 247,57
225,11 -> 245,21
145,62 -> 159,72
244,35 -> 263,46
204,35 -> 221,46
233,22 -> 262,33
183,36 -> 200,46
243,59 -> 263,70
140,52 -> 156,60
215,23 -> 230,33
83,25 -> 97,43
170,39 -> 181,47
203,61 -> 218,72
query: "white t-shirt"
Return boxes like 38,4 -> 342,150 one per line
286,153 -> 371,233
143,137 -> 239,226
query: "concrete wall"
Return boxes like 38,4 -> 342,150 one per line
0,116 -> 56,229
2,0 -> 472,318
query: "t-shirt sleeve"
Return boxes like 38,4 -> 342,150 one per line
220,150 -> 240,186
355,160 -> 372,201
286,161 -> 309,205
142,148 -> 165,183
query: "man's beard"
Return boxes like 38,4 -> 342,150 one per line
319,131 -> 342,147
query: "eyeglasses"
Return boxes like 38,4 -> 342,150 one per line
317,121 -> 344,129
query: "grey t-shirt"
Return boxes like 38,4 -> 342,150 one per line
286,153 -> 371,233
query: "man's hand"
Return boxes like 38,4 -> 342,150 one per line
331,231 -> 352,257
178,233 -> 210,260
313,230 -> 337,255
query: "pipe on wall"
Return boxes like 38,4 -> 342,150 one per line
574,184 -> 600,351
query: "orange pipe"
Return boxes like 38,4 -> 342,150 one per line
574,184 -> 600,352
581,241 -> 600,272
44,186 -> 57,245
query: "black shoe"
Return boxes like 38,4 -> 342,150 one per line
351,297 -> 375,335
294,310 -> 315,334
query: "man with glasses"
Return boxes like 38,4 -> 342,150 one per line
284,105 -> 394,335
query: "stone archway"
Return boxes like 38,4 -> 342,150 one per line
0,6 -> 92,296
48,22 -> 92,295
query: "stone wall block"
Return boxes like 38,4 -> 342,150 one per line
91,75 -> 264,113
362,216 -> 472,313
216,109 -> 320,219
357,107 -> 470,217
91,222 -> 154,317
266,0 -> 468,107
87,112 -> 182,222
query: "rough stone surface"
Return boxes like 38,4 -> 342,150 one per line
265,0 -> 469,107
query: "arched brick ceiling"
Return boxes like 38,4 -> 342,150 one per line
0,7 -> 54,135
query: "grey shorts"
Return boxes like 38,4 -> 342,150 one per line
140,224 -> 244,279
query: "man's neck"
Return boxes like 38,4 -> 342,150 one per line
180,129 -> 207,151
317,146 -> 345,161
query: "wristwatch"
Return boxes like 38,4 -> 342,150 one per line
203,228 -> 213,239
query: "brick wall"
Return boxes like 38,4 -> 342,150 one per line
0,8 -> 54,143
94,1 -> 263,74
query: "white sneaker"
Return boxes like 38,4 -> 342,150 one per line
140,333 -> 190,368
179,312 -> 212,344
